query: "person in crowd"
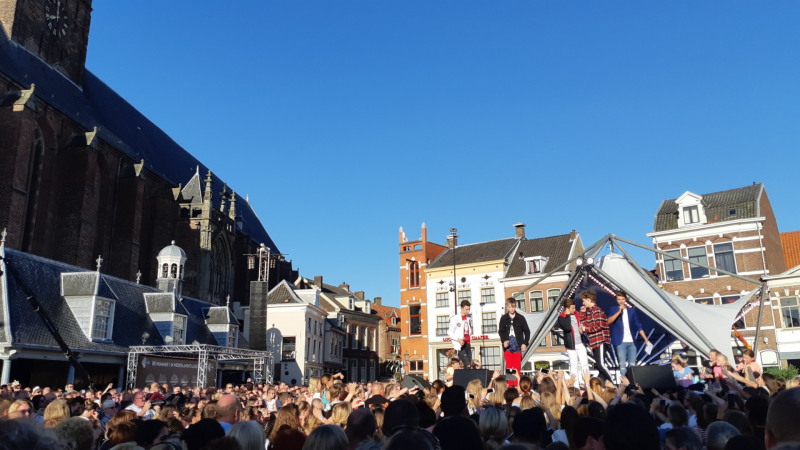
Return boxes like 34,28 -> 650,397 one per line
54,417 -> 96,450
302,425 -> 348,450
557,298 -> 589,386
363,383 -> 389,409
448,300 -> 474,369
478,406 -> 508,450
551,405 -> 578,446
7,399 -> 34,420
511,407 -> 550,449
215,394 -> 240,433
344,407 -> 377,449
672,355 -> 694,381
736,349 -> 762,377
607,291 -> 650,377
228,421 -> 266,450
433,415 -> 484,450
382,427 -> 437,450
603,403 -> 660,450
44,399 -> 72,428
578,291 -> 614,383
706,421 -> 740,450
664,427 -> 703,450
382,399 -> 419,437
499,297 -> 530,388
126,393 -> 155,420
765,387 -> 800,449
573,417 -> 604,450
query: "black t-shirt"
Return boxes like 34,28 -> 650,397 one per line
365,395 -> 390,409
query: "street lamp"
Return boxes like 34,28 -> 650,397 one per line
403,351 -> 410,379
449,228 -> 458,315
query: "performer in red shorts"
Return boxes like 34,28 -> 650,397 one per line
499,297 -> 530,387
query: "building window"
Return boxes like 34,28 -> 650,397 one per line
687,246 -> 709,279
161,264 -> 168,278
92,299 -> 113,340
437,349 -> 449,381
410,306 -> 422,335
525,257 -> 549,275
343,325 -> 349,348
354,325 -> 361,350
342,358 -> 348,373
369,360 -> 375,381
409,361 -> 424,371
481,288 -> 495,304
539,334 -> 547,347
516,293 -> 527,313
480,347 -> 501,371
282,337 -> 296,360
360,361 -> 366,382
361,327 -> 368,350
482,312 -> 497,334
409,261 -> 420,288
683,206 -> 700,224
391,316 -> 399,326
458,290 -> 471,304
663,250 -> 684,282
306,337 -> 310,361
547,289 -> 561,308
172,316 -> 186,344
694,297 -> 714,305
780,297 -> 800,329
714,243 -> 737,274
307,317 -> 311,332
436,316 -> 449,336
391,338 -> 399,355
551,330 -> 565,346
436,292 -> 449,308
530,291 -> 544,312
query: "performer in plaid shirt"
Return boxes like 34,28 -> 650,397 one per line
579,290 -> 614,382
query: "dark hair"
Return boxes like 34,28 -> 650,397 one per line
722,435 -> 766,450
382,400 -> 419,436
181,419 -> 225,450
440,386 -> 467,418
614,290 -> 627,299
580,291 -> 597,302
506,297 -> 517,306
415,401 -> 437,429
460,300 -> 471,308
744,394 -> 769,427
665,427 -> 702,450
573,417 -> 603,449
560,406 -> 579,449
603,403 -> 660,450
384,427 -> 438,450
512,407 -> 548,445
588,401 -> 606,419
432,415 -> 483,450
723,411 -> 753,436
204,436 -> 242,450
564,298 -> 576,308
134,419 -> 167,448
669,403 -> 689,427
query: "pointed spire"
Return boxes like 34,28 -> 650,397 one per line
95,255 -> 103,272
136,270 -> 141,284
203,170 -> 213,202
229,190 -> 237,220
226,295 -> 231,309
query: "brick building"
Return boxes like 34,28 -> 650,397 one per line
370,299 -> 401,378
398,224 -> 447,380
0,0 -> 296,324
781,230 -> 800,270
647,184 -> 787,367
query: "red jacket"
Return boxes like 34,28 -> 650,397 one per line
580,305 -> 610,350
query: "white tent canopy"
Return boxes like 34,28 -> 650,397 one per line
522,251 -> 761,366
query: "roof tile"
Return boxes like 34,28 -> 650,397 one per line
781,231 -> 800,270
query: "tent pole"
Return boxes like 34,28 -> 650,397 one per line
752,281 -> 769,354
512,235 -> 611,300
611,237 -> 719,352
613,236 -> 761,287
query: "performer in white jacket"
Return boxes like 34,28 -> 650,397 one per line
448,300 -> 473,369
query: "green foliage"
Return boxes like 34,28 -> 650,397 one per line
764,364 -> 799,380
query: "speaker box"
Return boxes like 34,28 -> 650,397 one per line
626,365 -> 677,391
453,369 -> 493,389
402,374 -> 431,391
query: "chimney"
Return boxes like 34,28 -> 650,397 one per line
314,275 -> 323,288
399,226 -> 407,243
374,297 -> 382,306
421,223 -> 427,242
446,234 -> 458,249
355,291 -> 365,300
339,282 -> 350,292
569,229 -> 577,241
514,222 -> 526,239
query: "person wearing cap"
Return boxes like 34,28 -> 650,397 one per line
101,400 -> 117,428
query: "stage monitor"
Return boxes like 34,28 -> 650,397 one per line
453,369 -> 493,389
403,374 -> 431,391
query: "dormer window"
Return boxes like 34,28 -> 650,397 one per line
91,299 -> 114,340
172,316 -> 187,344
525,256 -> 549,275
228,327 -> 238,347
349,299 -> 355,310
683,206 -> 700,224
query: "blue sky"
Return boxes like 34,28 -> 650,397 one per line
86,2 -> 800,307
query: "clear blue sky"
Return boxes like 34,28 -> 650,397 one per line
86,2 -> 800,307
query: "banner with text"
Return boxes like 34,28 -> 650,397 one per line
136,355 -> 216,388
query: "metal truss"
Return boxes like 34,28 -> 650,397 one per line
127,344 -> 273,388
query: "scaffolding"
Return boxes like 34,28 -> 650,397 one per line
126,344 -> 273,390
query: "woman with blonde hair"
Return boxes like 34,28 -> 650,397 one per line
671,355 -> 693,380
305,399 -> 326,434
296,401 -> 311,430
518,395 -> 536,411
479,406 -> 509,450
601,387 -> 618,405
466,379 -> 484,414
308,377 -> 322,400
302,424 -> 348,450
329,401 -> 352,428
371,406 -> 384,435
589,377 -> 604,397
487,377 -> 508,406
539,391 -> 561,422
44,399 -> 71,428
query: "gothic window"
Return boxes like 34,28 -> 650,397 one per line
22,128 -> 45,252
211,237 -> 231,303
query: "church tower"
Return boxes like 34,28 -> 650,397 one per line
0,0 -> 93,84
156,241 -> 187,299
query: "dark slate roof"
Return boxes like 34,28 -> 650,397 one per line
653,184 -> 763,232
0,249 -> 224,353
205,306 -> 239,325
504,234 -> 575,278
144,293 -> 176,313
427,238 -> 520,270
267,282 -> 302,305
0,38 -> 278,252
179,171 -> 203,204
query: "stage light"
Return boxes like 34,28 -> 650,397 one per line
586,257 -> 594,265
576,258 -> 583,266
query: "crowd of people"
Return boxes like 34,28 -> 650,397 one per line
0,295 -> 798,450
